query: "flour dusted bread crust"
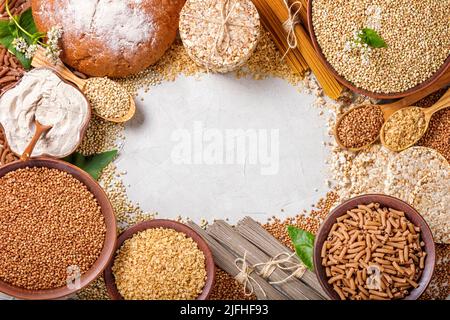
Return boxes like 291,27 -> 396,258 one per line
31,0 -> 185,77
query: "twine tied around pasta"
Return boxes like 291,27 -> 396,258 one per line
234,251 -> 267,297
281,0 -> 303,60
253,252 -> 306,285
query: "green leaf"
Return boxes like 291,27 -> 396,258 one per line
287,226 -> 315,271
0,34 -> 31,69
18,9 -> 37,35
359,28 -> 387,48
0,20 -> 11,38
0,8 -> 40,69
63,150 -> 118,180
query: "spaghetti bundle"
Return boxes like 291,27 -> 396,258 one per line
252,0 -> 343,99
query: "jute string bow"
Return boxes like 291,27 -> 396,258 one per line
281,0 -> 303,60
234,251 -> 267,297
253,252 -> 306,285
234,251 -> 307,297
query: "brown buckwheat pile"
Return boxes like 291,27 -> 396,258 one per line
0,167 -> 106,290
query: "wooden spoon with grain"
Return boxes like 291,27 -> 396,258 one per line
31,47 -> 135,123
335,70 -> 450,152
380,87 -> 450,152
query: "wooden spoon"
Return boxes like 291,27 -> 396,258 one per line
380,87 -> 450,152
20,120 -> 53,161
31,47 -> 135,123
335,70 -> 450,151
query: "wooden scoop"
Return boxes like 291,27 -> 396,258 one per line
335,70 -> 450,151
31,47 -> 135,123
380,87 -> 450,152
20,120 -> 53,161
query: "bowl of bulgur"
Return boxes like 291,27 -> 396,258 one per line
314,194 -> 435,300
307,0 -> 450,99
0,158 -> 117,300
104,219 -> 215,300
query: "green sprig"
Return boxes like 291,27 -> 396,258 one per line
287,226 -> 315,271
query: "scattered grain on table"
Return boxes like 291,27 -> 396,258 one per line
99,162 -> 156,231
118,31 -> 305,98
264,191 -> 340,249
420,244 -> 450,300
77,115 -> 124,156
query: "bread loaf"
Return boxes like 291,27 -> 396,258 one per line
31,0 -> 185,77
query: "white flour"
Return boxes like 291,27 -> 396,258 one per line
38,0 -> 155,54
0,69 -> 89,158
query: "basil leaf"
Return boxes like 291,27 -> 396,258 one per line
64,150 -> 118,180
360,28 -> 387,48
287,226 -> 315,271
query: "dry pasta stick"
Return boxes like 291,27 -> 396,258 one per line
333,285 -> 346,300
252,0 -> 343,99
328,274 -> 344,284
252,0 -> 308,75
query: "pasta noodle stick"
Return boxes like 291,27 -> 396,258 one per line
252,0 -> 343,99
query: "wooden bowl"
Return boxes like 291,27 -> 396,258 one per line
104,219 -> 216,300
314,194 -> 436,300
306,0 -> 450,100
0,158 -> 117,300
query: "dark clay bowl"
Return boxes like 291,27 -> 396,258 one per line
307,0 -> 450,100
104,219 -> 216,300
0,158 -> 117,300
314,194 -> 436,300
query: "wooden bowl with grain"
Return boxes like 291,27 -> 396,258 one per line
306,0 -> 450,100
104,219 -> 216,300
0,158 -> 117,300
314,194 -> 435,300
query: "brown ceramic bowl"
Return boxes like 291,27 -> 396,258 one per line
314,194 -> 436,300
0,158 -> 117,300
307,0 -> 450,100
104,219 -> 216,300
